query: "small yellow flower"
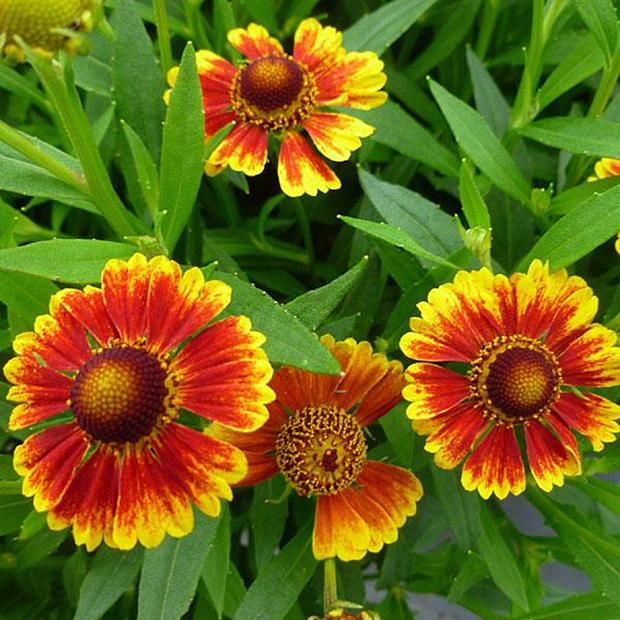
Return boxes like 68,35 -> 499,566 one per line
0,0 -> 99,62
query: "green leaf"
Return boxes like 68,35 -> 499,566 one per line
0,240 -> 136,283
250,477 -> 289,571
0,497 -> 31,536
466,47 -> 510,138
517,183 -> 620,270
379,402 -> 415,469
363,101 -> 460,176
16,528 -> 68,568
339,215 -> 461,269
237,0 -> 278,33
0,271 -> 58,335
568,476 -> 620,516
0,155 -> 95,212
284,257 -> 369,330
515,592 -> 620,620
74,547 -> 144,620
0,63 -> 48,110
574,0 -> 618,65
233,520 -> 317,620
549,177 -> 620,216
360,167 -> 461,259
459,159 -> 491,229
376,588 -> 414,620
214,271 -> 340,374
477,502 -> 529,610
343,0 -> 438,55
138,511 -> 222,620
201,508 -> 230,618
432,468 -> 480,552
429,78 -> 532,205
518,117 -> 620,158
111,0 -> 165,161
527,487 -> 620,606
121,120 -> 160,217
74,55 -> 112,97
159,42 -> 205,254
537,35 -> 606,113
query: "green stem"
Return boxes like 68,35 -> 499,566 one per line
588,52 -> 620,118
153,0 -> 174,75
26,51 -> 146,239
323,558 -> 338,615
510,0 -> 569,129
475,0 -> 500,61
0,119 -> 88,193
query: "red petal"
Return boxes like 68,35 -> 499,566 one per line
461,425 -> 526,499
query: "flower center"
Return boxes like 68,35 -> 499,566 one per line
469,335 -> 562,424
275,405 -> 367,496
70,346 -> 171,444
231,55 -> 317,131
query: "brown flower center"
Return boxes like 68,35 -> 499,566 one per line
70,346 -> 171,443
231,55 -> 317,131
275,405 -> 367,496
469,335 -> 562,424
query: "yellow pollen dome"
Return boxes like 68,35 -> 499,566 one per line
0,0 -> 99,62
70,346 -> 170,444
469,335 -> 562,424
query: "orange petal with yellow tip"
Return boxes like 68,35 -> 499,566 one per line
172,315 -> 274,432
13,423 -> 87,511
277,131 -> 341,197
553,392 -> 620,452
461,425 -> 526,499
5,355 -> 73,430
525,419 -> 581,492
559,324 -> 620,387
403,363 -> 469,419
47,447 -> 120,551
145,257 -> 231,354
113,439 -> 194,550
423,401 -> 489,469
228,23 -> 284,59
293,18 -> 345,80
303,112 -> 374,162
101,253 -> 150,345
206,123 -> 268,177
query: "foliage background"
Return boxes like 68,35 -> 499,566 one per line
1,0 -> 620,618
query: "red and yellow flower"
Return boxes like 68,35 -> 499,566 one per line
587,157 -> 620,254
211,335 -> 423,561
4,254 -> 274,550
400,260 -> 620,499
165,19 -> 387,197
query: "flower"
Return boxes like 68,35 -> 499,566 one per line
400,260 -> 620,499
3,254 -> 274,550
211,335 -> 423,561
0,0 -> 98,62
587,157 -> 620,254
309,609 -> 377,620
164,19 -> 387,197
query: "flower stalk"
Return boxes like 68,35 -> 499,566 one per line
323,558 -> 338,615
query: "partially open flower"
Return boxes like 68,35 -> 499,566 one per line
211,335 -> 423,562
0,0 -> 98,62
4,254 -> 274,550
401,260 -> 620,499
165,19 -> 387,197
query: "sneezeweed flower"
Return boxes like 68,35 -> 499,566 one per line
211,335 -> 423,561
400,260 -> 620,499
164,19 -> 387,197
587,157 -> 620,254
3,254 -> 274,550
309,609 -> 378,620
0,0 -> 99,62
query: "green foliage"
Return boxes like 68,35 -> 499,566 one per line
0,0 -> 619,618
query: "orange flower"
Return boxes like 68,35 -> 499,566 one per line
587,157 -> 620,254
3,254 -> 274,550
400,260 -> 620,499
211,336 -> 423,561
165,19 -> 387,197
